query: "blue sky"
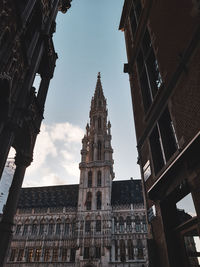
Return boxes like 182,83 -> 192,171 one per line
14,0 -> 141,187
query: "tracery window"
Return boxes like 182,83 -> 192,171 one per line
44,248 -> 50,262
119,217 -> 124,232
31,221 -> 37,235
96,219 -> 101,232
128,239 -> 134,260
23,223 -> 29,236
48,221 -> 54,235
64,221 -> 70,236
52,248 -> 58,261
88,171 -> 92,187
85,219 -> 91,233
96,191 -> 102,210
56,219 -> 61,235
97,170 -> 101,187
135,216 -> 141,232
97,141 -> 102,160
120,240 -> 126,262
126,216 -> 132,232
39,221 -> 44,235
86,192 -> 92,210
71,219 -> 76,236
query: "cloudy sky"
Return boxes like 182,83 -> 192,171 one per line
9,0 -> 141,187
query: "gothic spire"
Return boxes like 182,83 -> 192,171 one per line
94,72 -> 105,101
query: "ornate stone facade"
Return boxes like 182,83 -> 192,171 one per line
6,74 -> 148,267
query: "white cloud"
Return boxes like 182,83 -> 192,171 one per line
22,122 -> 84,187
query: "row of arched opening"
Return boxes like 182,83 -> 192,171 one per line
114,216 -> 147,233
85,191 -> 102,210
88,170 -> 101,188
115,239 -> 144,261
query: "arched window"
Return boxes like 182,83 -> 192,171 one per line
23,220 -> 29,236
96,191 -> 102,210
97,141 -> 102,160
39,219 -> 45,235
98,117 -> 102,129
56,219 -> 61,235
126,216 -> 131,232
97,171 -> 101,187
88,171 -> 92,187
64,219 -> 70,236
48,219 -> 54,235
128,239 -> 134,260
86,192 -> 92,210
120,240 -> 126,262
114,217 -> 117,232
85,216 -> 91,233
135,216 -> 141,232
119,217 -> 124,232
96,216 -> 101,232
115,240 -> 118,261
71,219 -> 76,236
31,220 -> 38,235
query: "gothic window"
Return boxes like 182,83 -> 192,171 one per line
120,240 -> 126,262
96,219 -> 101,232
34,248 -> 41,262
97,171 -> 102,187
71,219 -> 76,236
137,240 -> 144,259
85,219 -> 91,233
39,220 -> 45,235
10,249 -> 16,262
31,221 -> 37,235
23,224 -> 28,236
135,216 -> 141,232
114,217 -> 117,232
48,220 -> 54,235
70,248 -> 76,262
142,216 -> 147,232
64,220 -> 70,236
56,219 -> 61,235
86,192 -> 92,210
17,249 -> 24,262
88,171 -> 92,187
16,225 -> 21,235
84,247 -> 90,259
98,116 -> 102,129
126,216 -> 132,232
115,240 -> 118,261
97,141 -> 102,160
96,191 -> 102,210
27,248 -> 34,262
95,247 -> 101,258
149,107 -> 178,174
62,248 -> 68,261
44,248 -> 50,262
119,217 -> 124,232
128,239 -> 134,260
52,248 -> 58,261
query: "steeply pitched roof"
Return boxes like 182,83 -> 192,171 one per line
17,179 -> 143,209
18,185 -> 79,208
111,179 -> 143,205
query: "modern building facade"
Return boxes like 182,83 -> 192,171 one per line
6,74 -> 148,267
119,1 -> 200,267
0,0 -> 72,264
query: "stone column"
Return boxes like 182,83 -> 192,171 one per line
0,152 -> 32,266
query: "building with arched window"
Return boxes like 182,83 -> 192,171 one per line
6,74 -> 147,267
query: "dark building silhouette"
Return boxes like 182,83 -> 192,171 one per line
0,0 -> 72,265
119,1 -> 200,266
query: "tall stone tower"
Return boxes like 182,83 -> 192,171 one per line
77,72 -> 114,266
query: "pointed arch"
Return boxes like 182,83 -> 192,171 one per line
97,170 -> 101,187
85,215 -> 91,233
97,141 -> 102,160
88,171 -> 92,187
119,216 -> 124,232
96,191 -> 102,210
86,192 -> 92,210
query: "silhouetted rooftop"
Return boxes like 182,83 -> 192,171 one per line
18,179 -> 143,209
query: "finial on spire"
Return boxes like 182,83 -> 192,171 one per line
97,72 -> 101,79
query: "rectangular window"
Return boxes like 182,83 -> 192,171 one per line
52,248 -> 58,262
95,247 -> 101,259
17,249 -> 24,261
84,247 -> 90,259
70,248 -> 76,262
143,160 -> 151,181
62,248 -> 68,261
150,107 -> 178,174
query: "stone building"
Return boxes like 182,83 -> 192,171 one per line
6,74 -> 148,267
119,1 -> 200,267
0,0 -> 72,264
